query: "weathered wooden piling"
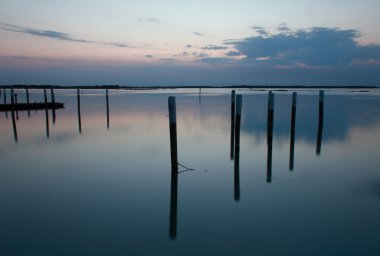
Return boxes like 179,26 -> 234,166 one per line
51,87 -> 56,124
319,90 -> 324,124
26,88 -> 30,117
234,95 -> 242,201
267,91 -> 274,183
316,91 -> 324,155
11,88 -> 18,142
169,172 -> 178,239
44,89 -> 49,138
289,92 -> 297,170
106,89 -> 110,129
168,96 -> 178,173
77,88 -> 82,134
230,90 -> 236,160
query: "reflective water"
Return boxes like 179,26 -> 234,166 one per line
1,88 -> 380,255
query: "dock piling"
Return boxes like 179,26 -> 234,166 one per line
26,88 -> 30,117
106,89 -> 110,129
168,96 -> 178,174
230,90 -> 236,160
267,91 -> 274,183
234,94 -> 242,201
77,89 -> 82,134
289,92 -> 297,170
44,89 -> 49,138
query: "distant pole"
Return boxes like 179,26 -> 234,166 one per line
230,90 -> 236,160
289,92 -> 297,170
11,88 -> 18,143
51,87 -> 56,125
106,89 -> 110,129
4,89 -> 8,118
169,171 -> 178,239
234,94 -> 242,201
26,88 -> 30,117
77,88 -> 82,134
267,91 -> 274,183
44,89 -> 49,138
168,96 -> 178,174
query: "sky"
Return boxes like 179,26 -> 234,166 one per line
0,0 -> 380,86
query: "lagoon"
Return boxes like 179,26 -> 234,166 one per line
1,88 -> 380,255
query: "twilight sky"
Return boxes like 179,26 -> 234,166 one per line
1,0 -> 380,86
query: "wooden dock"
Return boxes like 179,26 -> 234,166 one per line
0,102 -> 64,111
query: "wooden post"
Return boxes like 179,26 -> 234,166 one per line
169,172 -> 178,239
26,88 -> 30,117
230,90 -> 236,160
319,90 -> 324,124
267,91 -> 274,183
289,92 -> 297,170
106,89 -> 110,129
44,89 -> 49,138
168,96 -> 178,174
234,94 -> 242,201
316,91 -> 324,155
51,87 -> 56,124
11,88 -> 18,142
77,88 -> 82,134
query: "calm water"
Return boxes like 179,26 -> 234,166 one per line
1,88 -> 380,255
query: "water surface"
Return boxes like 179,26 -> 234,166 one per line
1,88 -> 380,255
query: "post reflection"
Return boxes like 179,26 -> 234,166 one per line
15,93 -> 19,120
11,88 -> 18,143
77,89 -> 82,134
3,89 -> 8,118
289,92 -> 297,170
169,171 -> 178,240
51,87 -> 56,125
234,95 -> 242,201
267,91 -> 274,183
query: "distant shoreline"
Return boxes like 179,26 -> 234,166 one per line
0,85 -> 379,90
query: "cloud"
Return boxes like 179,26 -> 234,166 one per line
192,26 -> 380,84
277,23 -> 291,32
193,32 -> 204,37
251,25 -> 269,36
201,45 -> 228,50
225,51 -> 241,57
145,55 -> 154,58
224,27 -> 380,69
0,22 -> 129,48
138,18 -> 160,23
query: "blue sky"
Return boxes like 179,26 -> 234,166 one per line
0,0 -> 379,85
